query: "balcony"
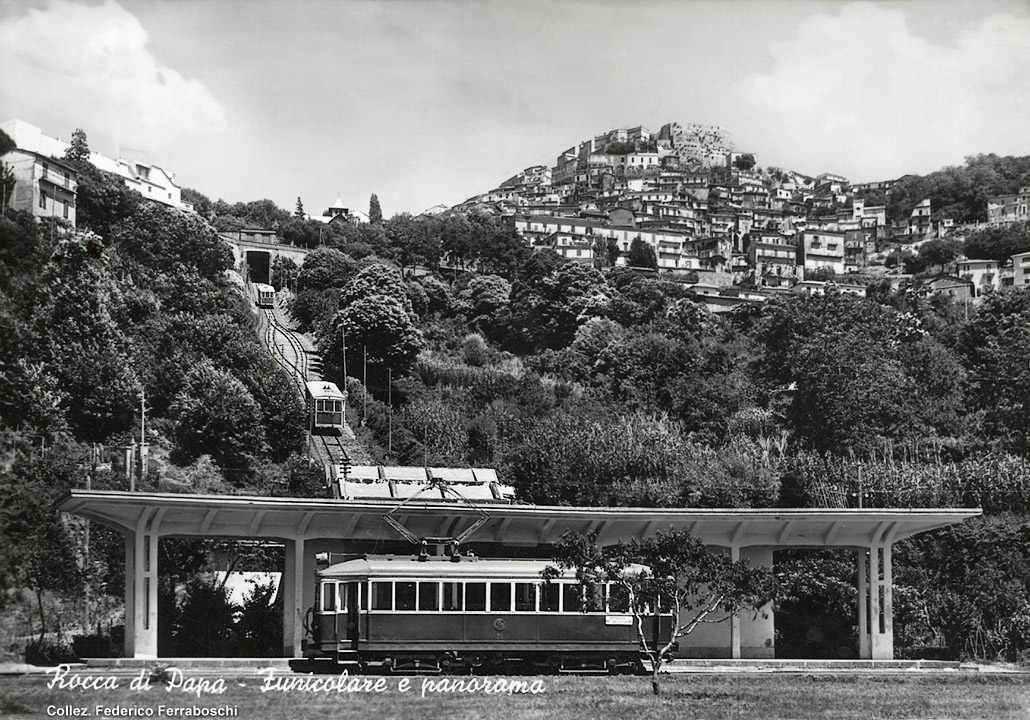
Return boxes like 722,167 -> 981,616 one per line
38,169 -> 77,193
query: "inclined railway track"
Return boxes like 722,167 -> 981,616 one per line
256,292 -> 352,471
264,306 -> 310,389
319,433 -> 351,466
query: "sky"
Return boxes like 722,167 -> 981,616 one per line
1,0 -> 1028,216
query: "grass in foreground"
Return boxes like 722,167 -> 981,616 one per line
2,671 -> 1029,719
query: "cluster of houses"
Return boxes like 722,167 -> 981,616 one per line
456,123 -> 1000,311
0,119 -> 193,228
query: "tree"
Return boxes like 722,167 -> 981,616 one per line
66,162 -> 140,238
385,213 -> 440,272
63,128 -> 90,164
963,223 -> 1030,265
296,247 -> 358,291
181,187 -> 213,216
168,362 -> 266,470
0,434 -> 87,657
509,259 -> 609,350
339,262 -> 410,311
436,213 -> 473,269
369,193 -> 383,225
753,291 -> 964,452
294,197 -> 305,218
732,153 -> 756,171
110,202 -> 233,280
1,161 -> 17,218
0,127 -> 14,157
627,238 -> 658,270
548,529 -> 775,694
279,217 -> 321,248
459,274 -> 510,333
270,255 -> 299,292
960,289 -> 1030,454
326,294 -> 424,381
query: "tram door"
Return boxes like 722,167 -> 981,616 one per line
343,583 -> 359,649
319,581 -> 360,650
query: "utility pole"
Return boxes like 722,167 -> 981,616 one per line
362,346 -> 367,424
388,367 -> 392,453
138,387 -> 148,484
341,327 -> 347,381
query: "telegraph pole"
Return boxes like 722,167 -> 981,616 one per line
362,346 -> 367,423
341,327 -> 347,380
139,387 -> 148,484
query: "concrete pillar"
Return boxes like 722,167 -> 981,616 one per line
124,510 -> 159,659
740,546 -> 774,659
282,538 -> 305,657
857,549 -> 869,659
729,545 -> 741,659
123,535 -> 135,658
870,544 -> 894,659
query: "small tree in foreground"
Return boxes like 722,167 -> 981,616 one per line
547,529 -> 775,695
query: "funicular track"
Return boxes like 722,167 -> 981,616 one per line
254,290 -> 353,471
318,433 -> 351,466
263,306 -> 310,386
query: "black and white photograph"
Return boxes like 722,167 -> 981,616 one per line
1,0 -> 1029,717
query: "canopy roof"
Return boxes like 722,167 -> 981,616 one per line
58,490 -> 980,549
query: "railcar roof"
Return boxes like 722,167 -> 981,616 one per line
305,380 -> 345,399
319,555 -> 651,580
254,283 -> 275,292
320,555 -> 570,580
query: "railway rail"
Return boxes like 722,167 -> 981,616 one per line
263,306 -> 310,387
253,288 -> 353,471
318,433 -> 351,466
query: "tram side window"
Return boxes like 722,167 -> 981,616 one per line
442,582 -> 463,611
372,581 -> 392,611
540,582 -> 559,612
466,582 -> 487,611
360,582 -> 368,611
562,583 -> 582,613
418,582 -> 439,611
586,584 -> 606,612
608,583 -> 630,613
490,582 -> 511,612
395,581 -> 416,611
514,583 -> 536,612
321,582 -> 337,612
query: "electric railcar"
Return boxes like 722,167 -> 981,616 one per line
255,283 -> 275,308
305,381 -> 345,434
304,554 -> 673,673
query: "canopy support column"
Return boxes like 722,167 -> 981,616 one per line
282,538 -> 305,657
124,508 -> 159,658
859,543 -> 894,659
730,545 -> 741,659
857,549 -> 869,658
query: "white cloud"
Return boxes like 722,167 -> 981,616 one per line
0,0 -> 226,153
736,3 -> 1030,179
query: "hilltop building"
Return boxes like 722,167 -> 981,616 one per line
1,119 -> 191,212
987,187 -> 1030,225
2,147 -> 78,226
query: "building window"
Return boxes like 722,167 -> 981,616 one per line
42,163 -> 48,180
39,191 -> 47,209
63,201 -> 69,219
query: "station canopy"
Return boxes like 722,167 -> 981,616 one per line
58,489 -> 980,549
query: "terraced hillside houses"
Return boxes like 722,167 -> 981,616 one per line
455,122 -> 964,296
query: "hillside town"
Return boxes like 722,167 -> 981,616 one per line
456,122 -> 1030,308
